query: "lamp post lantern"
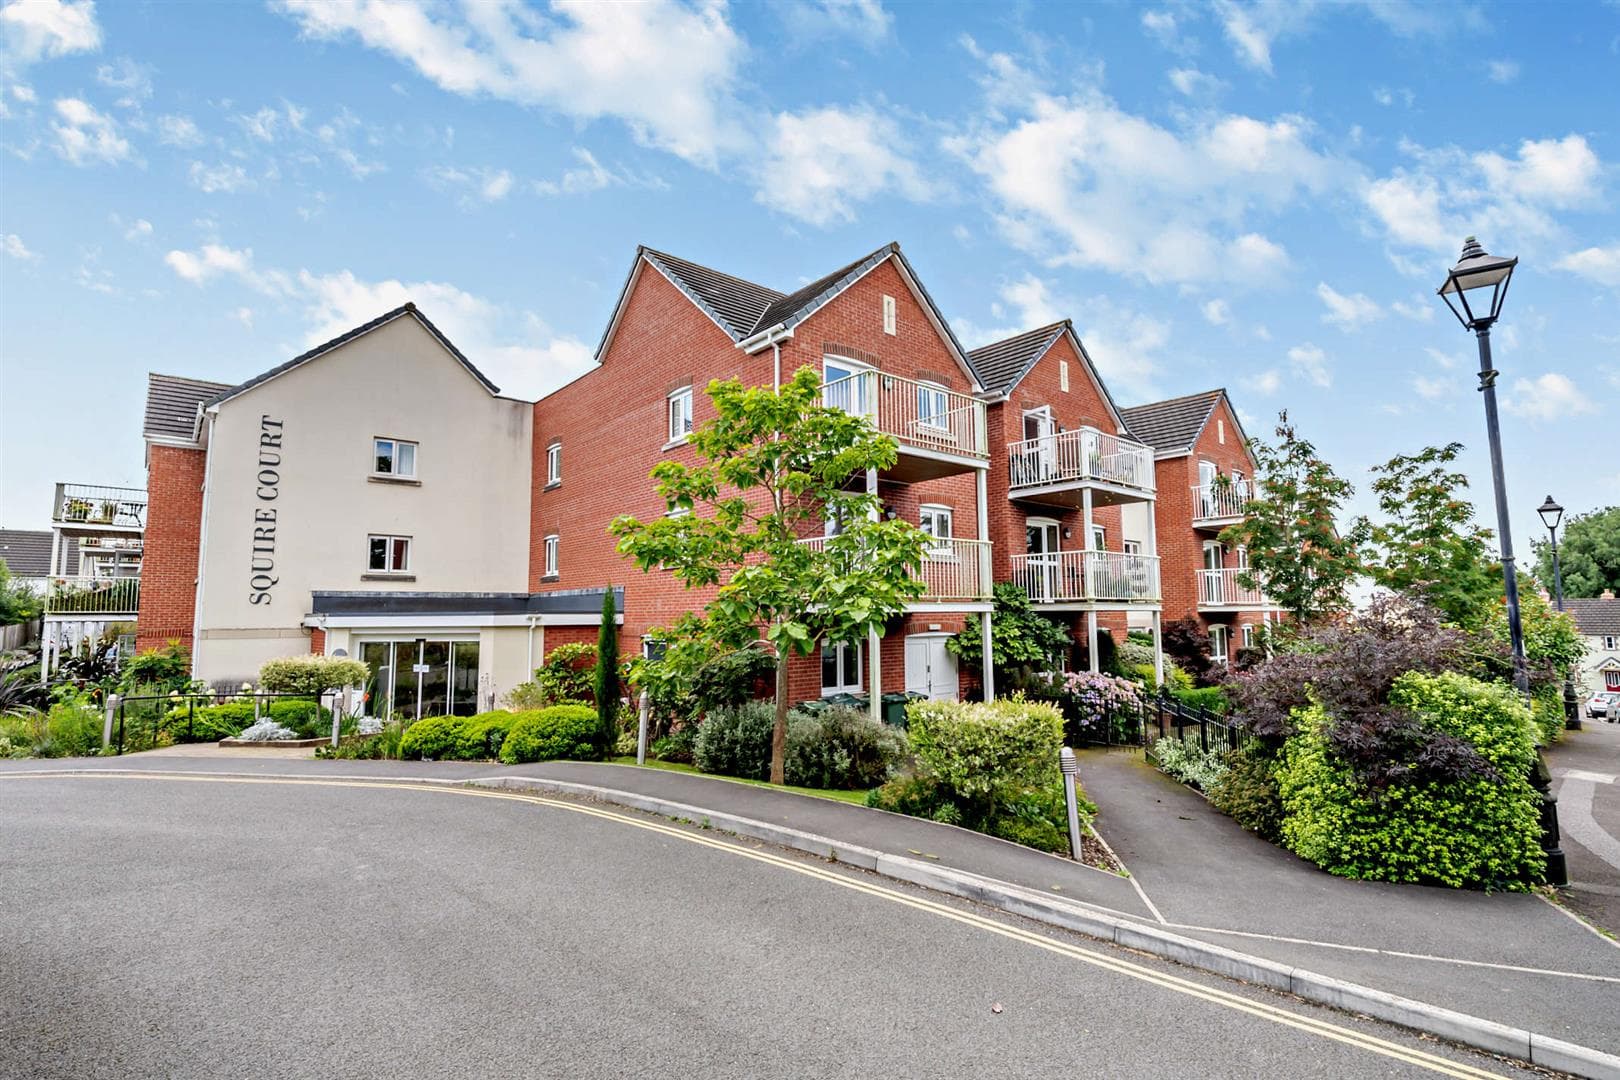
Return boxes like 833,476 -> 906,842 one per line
1537,496 -> 1581,731
1437,236 -> 1529,696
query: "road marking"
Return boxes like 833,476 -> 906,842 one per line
1558,778 -> 1620,876
3,771 -> 1515,1079
1558,769 -> 1617,786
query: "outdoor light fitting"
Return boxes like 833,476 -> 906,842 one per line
1437,236 -> 1518,331
1537,495 -> 1564,533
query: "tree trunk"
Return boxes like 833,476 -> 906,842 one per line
771,651 -> 789,785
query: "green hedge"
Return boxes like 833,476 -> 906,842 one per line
693,701 -> 776,781
499,705 -> 601,764
784,706 -> 907,790
399,711 -> 518,761
1277,671 -> 1543,889
1170,686 -> 1229,714
167,699 -> 332,741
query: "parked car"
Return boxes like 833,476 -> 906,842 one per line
1586,692 -> 1619,720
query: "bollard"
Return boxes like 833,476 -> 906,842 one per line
636,690 -> 650,766
1060,747 -> 1083,861
102,693 -> 119,750
331,689 -> 344,748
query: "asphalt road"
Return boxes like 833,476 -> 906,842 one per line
1548,717 -> 1620,936
0,773 -> 1549,1079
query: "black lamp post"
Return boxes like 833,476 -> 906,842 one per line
1537,496 -> 1581,731
1437,238 -> 1567,887
1438,236 -> 1529,696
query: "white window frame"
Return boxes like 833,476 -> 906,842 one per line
917,380 -> 950,429
546,443 -> 562,485
1218,418 -> 1226,444
1123,539 -> 1142,556
1059,359 -> 1070,392
919,504 -> 953,554
543,534 -> 559,577
821,639 -> 864,696
373,437 -> 418,479
367,534 -> 412,574
1242,624 -> 1255,650
1602,635 -> 1617,650
1091,524 -> 1107,552
882,294 -> 897,335
1209,624 -> 1229,664
668,386 -> 694,445
822,355 -> 874,416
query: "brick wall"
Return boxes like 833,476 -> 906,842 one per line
135,443 -> 206,654
309,627 -> 325,655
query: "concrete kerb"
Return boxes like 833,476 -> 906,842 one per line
474,773 -> 1620,1080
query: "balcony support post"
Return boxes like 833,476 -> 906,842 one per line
980,611 -> 994,702
1151,610 -> 1164,688
974,467 -> 990,592
49,529 -> 62,577
1087,611 -> 1099,674
867,466 -> 882,722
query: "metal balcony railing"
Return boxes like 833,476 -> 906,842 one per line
45,575 -> 141,615
822,370 -> 988,459
1010,550 -> 1161,603
1196,568 -> 1270,608
52,483 -> 147,529
1007,427 -> 1155,496
1190,481 -> 1256,524
797,535 -> 992,602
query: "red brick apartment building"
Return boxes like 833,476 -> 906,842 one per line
134,240 -> 1277,714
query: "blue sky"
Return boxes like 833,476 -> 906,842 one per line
1,0 -> 1616,561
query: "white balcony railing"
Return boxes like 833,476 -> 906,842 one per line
1010,550 -> 1161,604
1007,427 -> 1155,496
1190,481 -> 1255,524
52,483 -> 147,529
797,535 -> 992,602
1196,568 -> 1270,608
822,370 -> 988,459
45,575 -> 141,615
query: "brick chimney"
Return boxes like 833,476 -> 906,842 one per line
1603,589 -> 1616,600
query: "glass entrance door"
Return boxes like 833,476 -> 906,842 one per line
357,638 -> 481,719
1025,520 -> 1060,602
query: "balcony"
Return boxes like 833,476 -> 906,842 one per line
797,535 -> 992,604
1006,427 -> 1155,509
45,575 -> 141,616
1190,481 -> 1255,530
1010,550 -> 1161,605
1196,568 -> 1273,610
52,483 -> 147,533
822,370 -> 988,482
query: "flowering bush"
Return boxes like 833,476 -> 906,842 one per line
1024,670 -> 1144,744
1151,735 -> 1229,790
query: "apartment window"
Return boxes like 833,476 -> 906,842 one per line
919,505 -> 953,552
1242,624 -> 1255,650
1604,636 -> 1618,650
823,356 -> 873,415
1218,418 -> 1226,444
1209,624 -> 1229,663
1091,524 -> 1106,551
543,535 -> 559,577
917,381 -> 949,428
668,386 -> 693,444
546,443 -> 562,485
642,637 -> 667,663
1607,670 -> 1620,691
1123,539 -> 1142,556
882,294 -> 897,335
373,437 -> 417,478
1059,359 -> 1070,392
821,639 -> 863,696
367,535 -> 411,574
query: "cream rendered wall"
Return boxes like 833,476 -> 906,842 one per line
192,315 -> 533,684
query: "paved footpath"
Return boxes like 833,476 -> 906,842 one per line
1547,718 -> 1620,938
5,748 -> 1617,1061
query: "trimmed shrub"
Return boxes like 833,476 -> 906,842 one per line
499,705 -> 601,765
1207,744 -> 1284,841
690,647 -> 776,715
1528,685 -> 1565,747
399,711 -> 518,761
866,771 -> 960,824
236,719 -> 297,742
1170,685 -> 1229,714
907,696 -> 1064,812
783,706 -> 907,790
693,701 -> 776,780
267,699 -> 332,738
650,725 -> 697,764
1150,735 -> 1229,790
1276,671 -> 1543,889
259,655 -> 368,694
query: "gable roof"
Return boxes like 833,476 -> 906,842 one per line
748,242 -> 895,338
0,529 -> 77,577
206,303 -> 502,410
144,373 -> 231,442
967,322 -> 1069,397
1119,389 -> 1228,456
642,248 -> 784,341
1567,597 -> 1620,637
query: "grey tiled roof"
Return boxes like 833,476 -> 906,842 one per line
966,322 -> 1068,396
143,373 -> 231,441
0,529 -> 77,576
1119,390 -> 1225,455
1567,597 -> 1620,637
642,249 -> 784,341
749,243 -> 896,336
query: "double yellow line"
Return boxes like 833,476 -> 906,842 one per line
6,772 -> 1510,1078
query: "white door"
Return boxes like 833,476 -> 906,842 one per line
1026,518 -> 1060,601
905,635 -> 959,700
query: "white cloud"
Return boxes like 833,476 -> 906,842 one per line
1315,281 -> 1382,330
947,80 -> 1346,284
239,101 -> 307,142
1475,134 -> 1601,209
780,0 -> 892,45
1142,10 -> 1195,52
757,105 -> 931,227
1201,298 -> 1230,325
1486,58 -> 1520,84
274,0 -> 745,168
427,164 -> 514,205
1424,346 -> 1461,369
165,243 -> 262,285
1287,342 -> 1331,387
1168,67 -> 1226,98
188,160 -> 254,194
1503,372 -> 1595,422
50,97 -> 129,165
1412,374 -> 1448,400
10,82 -> 34,101
1212,0 -> 1456,74
1390,296 -> 1433,321
1,0 -> 100,68
531,146 -> 665,197
1243,368 -> 1281,395
120,216 -> 152,241
94,57 -> 151,106
3,232 -> 36,260
156,113 -> 204,147
231,306 -> 254,329
1556,244 -> 1620,287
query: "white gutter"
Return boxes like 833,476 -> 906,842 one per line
737,324 -> 792,354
